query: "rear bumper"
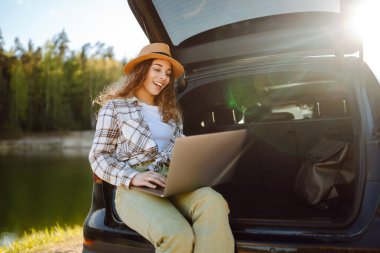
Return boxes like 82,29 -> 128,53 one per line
82,218 -> 380,253
83,238 -> 380,253
83,240 -> 153,253
235,216 -> 380,252
83,203 -> 380,252
236,243 -> 380,253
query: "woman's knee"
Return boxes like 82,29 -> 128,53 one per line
156,222 -> 194,252
193,187 -> 230,214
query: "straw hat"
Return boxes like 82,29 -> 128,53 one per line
123,43 -> 184,79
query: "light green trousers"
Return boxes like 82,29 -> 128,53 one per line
115,186 -> 234,253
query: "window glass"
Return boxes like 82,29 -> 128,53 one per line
272,104 -> 313,120
152,0 -> 340,45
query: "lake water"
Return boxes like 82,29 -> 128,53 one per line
0,151 -> 93,246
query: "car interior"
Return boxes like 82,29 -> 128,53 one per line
179,62 -> 359,226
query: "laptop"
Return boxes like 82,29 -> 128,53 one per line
130,129 -> 247,197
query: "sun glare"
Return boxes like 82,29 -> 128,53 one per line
348,0 -> 380,69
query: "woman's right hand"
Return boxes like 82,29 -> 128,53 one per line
130,171 -> 166,188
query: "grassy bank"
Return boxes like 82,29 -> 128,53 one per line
0,225 -> 82,253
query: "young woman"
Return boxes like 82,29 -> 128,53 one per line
89,43 -> 234,253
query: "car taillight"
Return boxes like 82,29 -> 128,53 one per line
93,173 -> 102,184
83,237 -> 94,247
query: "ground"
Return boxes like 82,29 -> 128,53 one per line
29,236 -> 83,253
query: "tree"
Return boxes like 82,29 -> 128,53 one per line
0,30 -> 123,132
53,29 -> 70,59
8,60 -> 28,131
0,54 -> 10,131
104,46 -> 114,60
80,43 -> 91,63
93,41 -> 105,58
0,28 -> 4,50
13,38 -> 25,58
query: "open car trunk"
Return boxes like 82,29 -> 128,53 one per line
127,0 -> 366,231
178,55 -> 362,228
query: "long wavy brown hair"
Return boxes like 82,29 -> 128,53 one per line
93,59 -> 181,123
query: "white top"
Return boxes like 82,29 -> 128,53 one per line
141,103 -> 174,151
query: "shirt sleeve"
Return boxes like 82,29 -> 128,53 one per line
176,121 -> 185,138
88,101 -> 139,188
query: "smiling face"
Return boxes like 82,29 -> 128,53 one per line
135,59 -> 172,105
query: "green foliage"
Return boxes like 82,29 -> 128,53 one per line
0,224 -> 82,253
0,30 -> 123,132
8,60 -> 28,131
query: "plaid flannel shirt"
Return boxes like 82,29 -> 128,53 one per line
89,97 -> 184,188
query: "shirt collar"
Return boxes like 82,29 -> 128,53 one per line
125,96 -> 139,103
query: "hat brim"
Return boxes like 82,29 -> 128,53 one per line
123,53 -> 184,79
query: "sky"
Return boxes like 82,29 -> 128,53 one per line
0,0 -> 149,60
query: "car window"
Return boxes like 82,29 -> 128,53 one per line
181,69 -> 351,133
272,104 -> 313,120
152,0 -> 340,45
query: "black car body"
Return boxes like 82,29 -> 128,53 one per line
83,1 -> 380,252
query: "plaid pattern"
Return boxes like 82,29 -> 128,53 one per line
89,97 -> 183,187
132,160 -> 170,177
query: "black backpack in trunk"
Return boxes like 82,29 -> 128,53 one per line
294,138 -> 355,209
